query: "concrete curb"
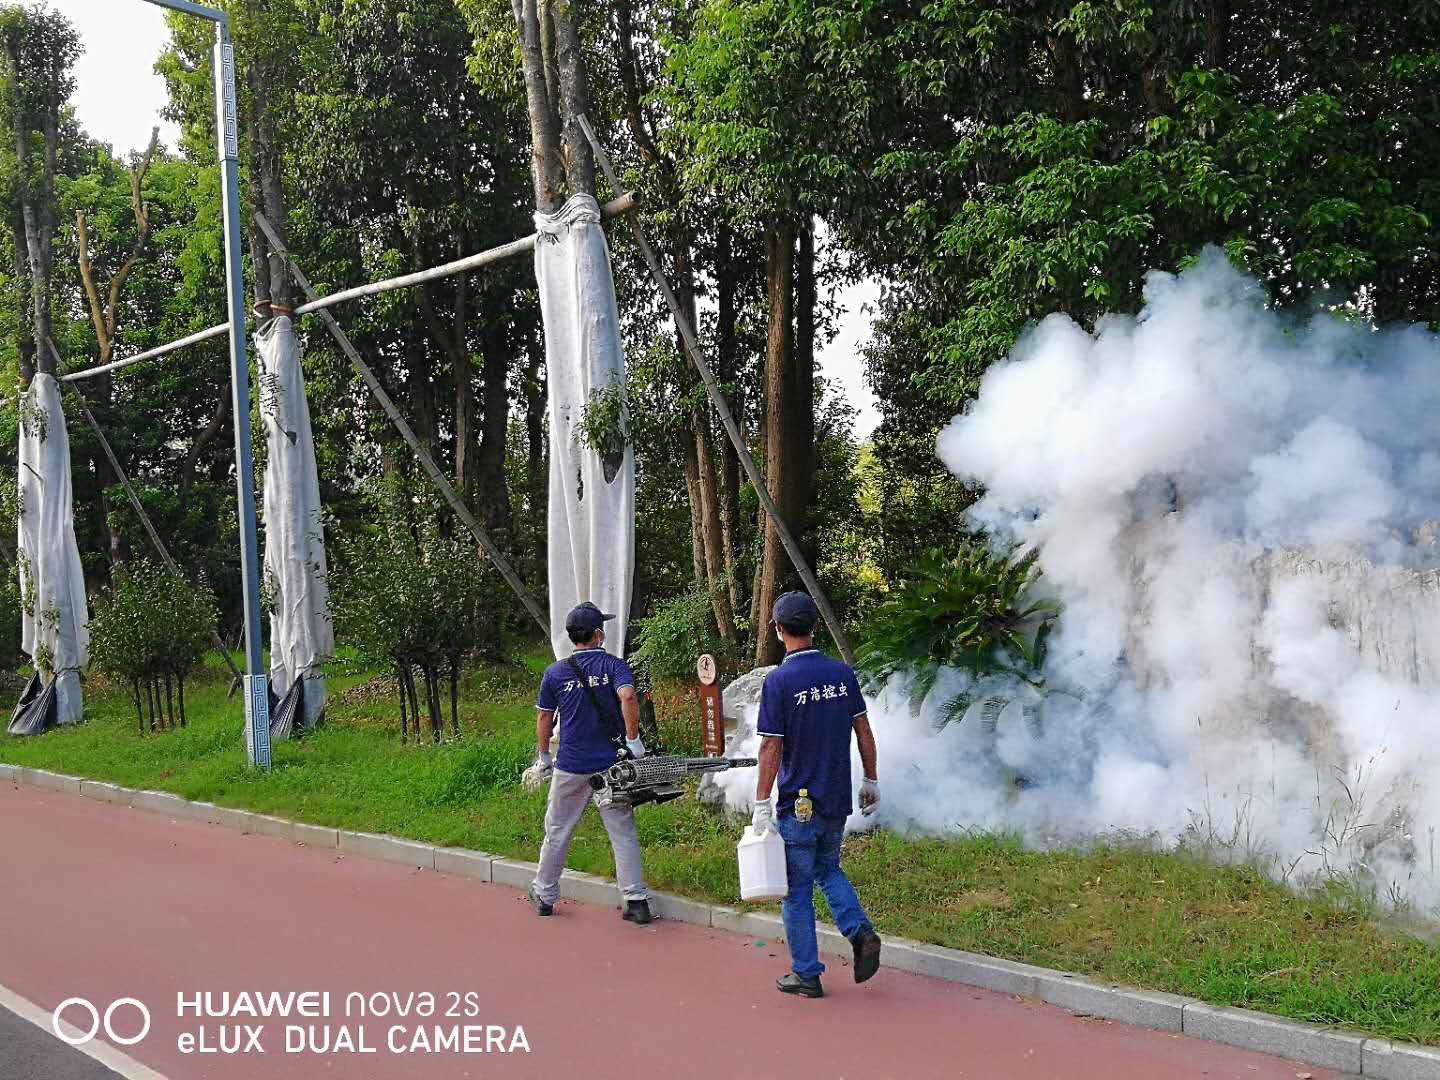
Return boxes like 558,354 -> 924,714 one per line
6,763 -> 1436,1078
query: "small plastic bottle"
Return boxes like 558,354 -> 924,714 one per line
795,788 -> 813,823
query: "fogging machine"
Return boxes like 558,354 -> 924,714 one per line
589,756 -> 758,808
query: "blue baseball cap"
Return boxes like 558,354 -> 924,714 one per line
772,591 -> 820,629
565,602 -> 615,635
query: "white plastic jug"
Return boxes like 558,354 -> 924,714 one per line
737,825 -> 788,900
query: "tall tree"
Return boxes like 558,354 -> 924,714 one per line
610,0 -> 736,640
72,127 -> 161,572
0,2 -> 80,381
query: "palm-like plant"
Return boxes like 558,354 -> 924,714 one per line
856,543 -> 1061,730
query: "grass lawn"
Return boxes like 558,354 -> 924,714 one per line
4,652 -> 1440,1045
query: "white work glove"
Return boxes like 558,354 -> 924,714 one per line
859,777 -> 880,816
521,751 -> 553,791
625,736 -> 647,760
751,798 -> 774,837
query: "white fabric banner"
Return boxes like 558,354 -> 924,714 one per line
16,373 -> 88,724
535,193 -> 635,660
257,316 -> 332,729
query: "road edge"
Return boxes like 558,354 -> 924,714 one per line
0,980 -> 170,1080
6,762 -> 1437,1079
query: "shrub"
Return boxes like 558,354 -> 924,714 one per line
0,571 -> 22,674
331,482 -> 517,741
630,580 -> 744,678
87,560 -> 218,732
856,542 -> 1061,726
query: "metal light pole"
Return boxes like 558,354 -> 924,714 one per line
140,0 -> 271,767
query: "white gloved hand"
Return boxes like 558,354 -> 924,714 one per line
751,798 -> 774,837
859,777 -> 880,816
625,736 -> 647,760
521,751 -> 553,791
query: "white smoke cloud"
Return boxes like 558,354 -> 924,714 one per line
866,249 -> 1440,906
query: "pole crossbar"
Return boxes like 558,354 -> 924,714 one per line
574,114 -> 856,665
59,194 -> 636,386
293,192 -> 636,317
60,322 -> 231,383
252,211 -> 551,637
46,340 -> 246,692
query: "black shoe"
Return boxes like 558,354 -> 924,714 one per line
622,899 -> 652,925
776,972 -> 824,998
527,886 -> 553,917
852,925 -> 882,983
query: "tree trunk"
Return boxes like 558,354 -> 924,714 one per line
179,389 -> 232,508
1046,26 -> 1089,122
246,65 -> 274,309
791,219 -> 817,539
475,322 -> 513,540
753,221 -> 798,667
449,659 -> 460,737
548,0 -> 597,198
245,64 -> 293,312
715,223 -> 743,624
396,662 -> 410,741
424,667 -> 443,741
1206,0 -> 1232,69
405,336 -> 439,465
681,427 -> 705,580
10,206 -> 35,385
671,229 -> 734,635
511,0 -> 565,211
695,416 -> 735,637
523,349 -> 547,570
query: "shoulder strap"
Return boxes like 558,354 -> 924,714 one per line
565,654 -> 628,756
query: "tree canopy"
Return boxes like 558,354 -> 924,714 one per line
2,0 -> 1437,673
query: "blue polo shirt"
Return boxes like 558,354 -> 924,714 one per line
756,647 -> 867,820
537,648 -> 634,775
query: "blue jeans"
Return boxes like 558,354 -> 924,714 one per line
776,811 -> 871,978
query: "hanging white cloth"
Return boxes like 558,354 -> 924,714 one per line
16,373 -> 88,724
257,315 -> 332,730
535,193 -> 636,660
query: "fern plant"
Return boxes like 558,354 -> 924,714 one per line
856,543 -> 1061,730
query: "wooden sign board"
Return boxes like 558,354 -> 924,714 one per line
697,654 -> 723,757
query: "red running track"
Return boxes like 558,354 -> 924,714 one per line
0,781 -> 1340,1080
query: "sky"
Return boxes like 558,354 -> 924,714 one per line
52,0 -> 883,437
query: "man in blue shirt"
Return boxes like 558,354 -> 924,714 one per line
753,591 -> 881,998
525,602 -> 652,924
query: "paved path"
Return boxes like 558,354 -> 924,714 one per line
0,1000 -> 122,1079
1,781 -> 1340,1080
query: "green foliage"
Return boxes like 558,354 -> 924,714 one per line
87,560 -> 218,730
331,482 -> 518,738
856,543 -> 1059,717
88,561 -> 216,685
577,378 -> 630,465
672,0 -> 1440,411
630,579 -> 744,677
0,3 -> 80,136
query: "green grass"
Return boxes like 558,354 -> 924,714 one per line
5,654 -> 1440,1045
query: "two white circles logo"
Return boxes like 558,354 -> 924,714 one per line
51,997 -> 151,1046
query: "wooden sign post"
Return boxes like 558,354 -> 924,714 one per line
697,654 -> 723,757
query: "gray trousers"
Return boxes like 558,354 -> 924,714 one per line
532,768 -> 648,904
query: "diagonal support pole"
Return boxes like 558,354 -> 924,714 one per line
574,115 -> 855,664
46,339 -> 245,693
251,211 -> 550,637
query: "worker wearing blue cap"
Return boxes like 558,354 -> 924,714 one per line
524,602 -> 652,924
753,591 -> 882,997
